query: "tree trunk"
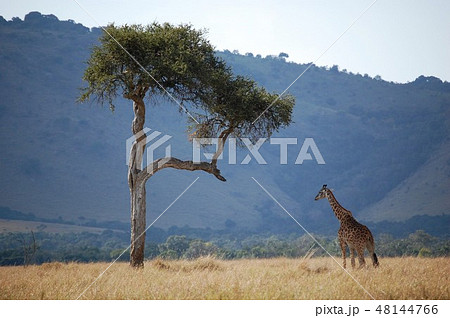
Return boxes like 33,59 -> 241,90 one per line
128,96 -> 146,268
130,179 -> 146,267
126,94 -> 227,268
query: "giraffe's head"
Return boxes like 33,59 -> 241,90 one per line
314,184 -> 329,201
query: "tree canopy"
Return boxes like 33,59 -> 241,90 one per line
191,75 -> 294,143
79,23 -> 295,142
79,23 -> 228,109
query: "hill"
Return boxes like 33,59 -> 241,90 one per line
0,12 -> 449,235
361,140 -> 450,222
0,219 -> 108,234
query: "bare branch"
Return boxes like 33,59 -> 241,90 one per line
140,157 -> 226,183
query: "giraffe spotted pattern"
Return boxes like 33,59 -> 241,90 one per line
315,184 -> 379,269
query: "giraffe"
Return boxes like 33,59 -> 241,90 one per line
315,184 -> 379,269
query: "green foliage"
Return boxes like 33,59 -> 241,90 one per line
375,230 -> 449,257
191,75 -> 295,142
184,240 -> 218,259
418,247 -> 432,257
79,22 -> 295,140
79,23 -> 228,110
0,230 -> 447,266
159,235 -> 190,259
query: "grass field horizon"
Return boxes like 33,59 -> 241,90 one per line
0,257 -> 448,300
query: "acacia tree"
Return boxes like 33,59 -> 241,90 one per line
79,23 -> 295,267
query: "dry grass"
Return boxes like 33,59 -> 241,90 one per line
0,257 -> 448,300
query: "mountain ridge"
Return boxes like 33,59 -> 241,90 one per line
0,12 -> 449,235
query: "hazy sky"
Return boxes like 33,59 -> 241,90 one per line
2,0 -> 450,83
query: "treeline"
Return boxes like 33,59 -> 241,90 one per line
0,230 -> 448,266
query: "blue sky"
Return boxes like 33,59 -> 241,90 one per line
2,0 -> 449,83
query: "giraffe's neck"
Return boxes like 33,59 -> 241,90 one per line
326,190 -> 352,222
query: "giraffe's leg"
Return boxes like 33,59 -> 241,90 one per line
339,238 -> 347,269
356,246 -> 366,269
350,248 -> 356,269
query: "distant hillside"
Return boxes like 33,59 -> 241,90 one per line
0,12 -> 449,235
361,140 -> 450,222
0,219 -> 108,234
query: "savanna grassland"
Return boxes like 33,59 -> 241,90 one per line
0,257 -> 448,300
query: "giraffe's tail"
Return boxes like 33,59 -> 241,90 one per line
366,232 -> 379,267
372,252 -> 379,267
